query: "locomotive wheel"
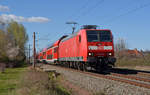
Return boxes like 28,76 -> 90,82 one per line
63,62 -> 66,67
79,63 -> 85,71
82,63 -> 87,71
67,62 -> 69,68
77,62 -> 80,70
82,64 -> 84,71
68,62 -> 71,68
79,63 -> 83,70
73,62 -> 76,69
74,62 -> 77,69
71,62 -> 75,69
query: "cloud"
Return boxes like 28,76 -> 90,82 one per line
0,14 -> 50,23
27,17 -> 50,23
0,5 -> 10,12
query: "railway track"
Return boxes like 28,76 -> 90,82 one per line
137,72 -> 150,77
38,64 -> 150,89
83,71 -> 150,89
110,73 -> 150,83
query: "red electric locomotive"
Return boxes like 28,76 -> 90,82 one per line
58,25 -> 116,71
37,25 -> 116,71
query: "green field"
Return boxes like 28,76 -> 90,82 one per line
0,67 -> 26,95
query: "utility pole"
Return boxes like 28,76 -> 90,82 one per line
66,21 -> 78,34
33,32 -> 36,68
29,44 -> 31,64
26,49 -> 28,63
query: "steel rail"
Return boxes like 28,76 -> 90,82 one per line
111,73 -> 150,83
138,72 -> 150,77
39,64 -> 150,89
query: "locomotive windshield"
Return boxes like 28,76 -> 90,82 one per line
86,30 -> 112,42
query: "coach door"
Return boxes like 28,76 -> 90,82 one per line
52,48 -> 54,60
53,47 -> 58,61
76,35 -> 81,59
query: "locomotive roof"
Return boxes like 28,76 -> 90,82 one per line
60,29 -> 111,42
61,31 -> 79,42
47,40 -> 59,49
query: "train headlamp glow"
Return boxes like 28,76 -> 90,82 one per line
108,53 -> 112,56
88,53 -> 92,56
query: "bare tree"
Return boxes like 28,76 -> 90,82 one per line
115,38 -> 127,52
115,38 -> 128,59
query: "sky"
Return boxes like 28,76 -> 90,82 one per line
0,0 -> 150,51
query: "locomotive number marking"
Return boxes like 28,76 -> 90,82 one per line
104,46 -> 112,50
88,46 -> 98,50
89,46 -> 112,50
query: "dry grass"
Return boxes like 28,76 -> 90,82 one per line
15,69 -> 70,95
115,53 -> 150,67
94,91 -> 106,95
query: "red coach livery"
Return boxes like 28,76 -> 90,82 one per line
37,25 -> 116,71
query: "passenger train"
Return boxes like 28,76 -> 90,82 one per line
37,25 -> 116,71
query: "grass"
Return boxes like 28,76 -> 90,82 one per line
52,73 -> 71,95
94,92 -> 106,95
0,67 -> 71,95
15,69 -> 71,95
115,54 -> 150,67
0,67 -> 26,95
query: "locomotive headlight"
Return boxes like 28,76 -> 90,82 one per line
88,53 -> 92,56
108,53 -> 112,56
88,53 -> 94,56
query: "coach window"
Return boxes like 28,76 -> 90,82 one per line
79,35 -> 81,43
40,56 -> 43,59
43,52 -> 46,55
47,55 -> 52,59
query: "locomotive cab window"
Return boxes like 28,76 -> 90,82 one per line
86,30 -> 112,42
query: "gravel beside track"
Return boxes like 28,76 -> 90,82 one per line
40,64 -> 150,95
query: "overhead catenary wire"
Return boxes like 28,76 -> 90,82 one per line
95,0 -> 138,22
74,0 -> 105,21
62,0 -> 92,35
66,0 -> 91,21
63,0 -> 105,34
38,0 -> 150,52
40,0 -> 92,39
41,0 -> 149,37
61,0 -> 150,43
49,0 -> 105,38
104,1 -> 150,24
